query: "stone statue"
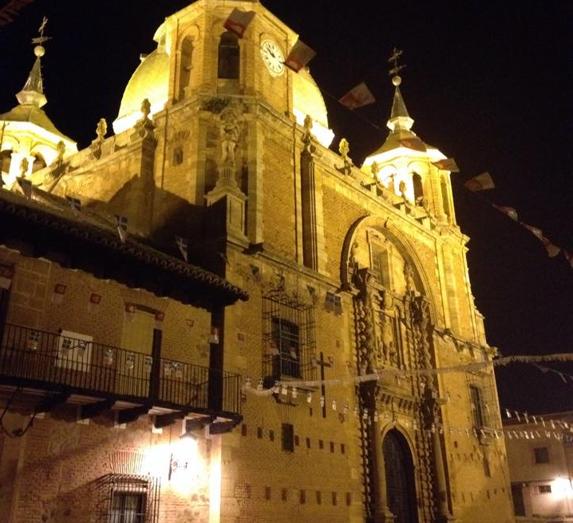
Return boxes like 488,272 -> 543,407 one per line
19,157 -> 29,178
337,138 -> 353,175
56,140 -> 66,162
301,115 -> 316,154
370,161 -> 381,177
141,98 -> 151,121
219,108 -> 240,165
95,118 -> 107,142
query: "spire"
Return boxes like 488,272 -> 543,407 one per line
16,17 -> 49,108
386,49 -> 414,132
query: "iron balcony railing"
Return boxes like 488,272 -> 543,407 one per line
0,323 -> 241,416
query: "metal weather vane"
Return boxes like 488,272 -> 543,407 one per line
388,47 -> 406,78
31,16 -> 50,45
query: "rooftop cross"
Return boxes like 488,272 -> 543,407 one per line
32,17 -> 51,46
388,47 -> 406,79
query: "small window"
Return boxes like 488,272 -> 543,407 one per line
539,484 -> 552,494
306,437 -> 311,449
412,172 -> 423,205
483,456 -> 491,477
281,488 -> 288,502
271,318 -> 301,378
534,447 -> 550,464
294,435 -> 300,446
257,427 -> 263,439
319,439 -> 324,450
269,430 -> 275,442
173,147 -> 183,166
111,491 -> 146,522
331,492 -> 337,506
282,423 -> 294,452
340,443 -> 346,455
218,31 -> 240,79
316,491 -> 322,505
0,150 -> 12,174
346,492 -> 352,506
329,441 -> 335,453
469,385 -> 486,429
264,486 -> 271,501
241,424 -> 247,436
299,489 -> 306,504
325,292 -> 342,314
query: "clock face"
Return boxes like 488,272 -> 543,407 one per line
260,39 -> 285,77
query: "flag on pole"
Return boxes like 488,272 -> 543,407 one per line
284,39 -> 316,72
17,178 -> 32,199
463,172 -> 495,191
492,204 -> 518,221
521,223 -> 543,240
338,82 -> 375,110
223,8 -> 255,38
432,158 -> 460,173
115,215 -> 128,243
175,236 -> 189,263
399,137 -> 426,152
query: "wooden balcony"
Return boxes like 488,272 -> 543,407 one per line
0,323 -> 241,429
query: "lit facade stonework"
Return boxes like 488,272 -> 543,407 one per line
0,1 -> 515,522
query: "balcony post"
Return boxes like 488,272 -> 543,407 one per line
149,329 -> 162,401
208,306 -> 224,412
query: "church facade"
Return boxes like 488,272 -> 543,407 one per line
0,1 -> 515,522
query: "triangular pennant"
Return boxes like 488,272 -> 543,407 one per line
464,172 -> 495,191
284,39 -> 316,72
432,158 -> 460,173
223,8 -> 255,38
399,137 -> 426,152
492,204 -> 518,221
338,82 -> 376,110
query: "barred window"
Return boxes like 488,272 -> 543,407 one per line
263,291 -> 316,384
96,474 -> 160,523
218,32 -> 239,79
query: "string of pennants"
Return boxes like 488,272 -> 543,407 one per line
242,379 -> 573,443
242,352 -> 573,394
462,172 -> 571,267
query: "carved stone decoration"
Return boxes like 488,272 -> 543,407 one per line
131,98 -> 156,142
336,137 -> 353,176
301,114 -> 316,155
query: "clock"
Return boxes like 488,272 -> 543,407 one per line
260,39 -> 285,77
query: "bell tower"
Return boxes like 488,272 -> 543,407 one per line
361,53 -> 457,226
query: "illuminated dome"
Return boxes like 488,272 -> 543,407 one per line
292,68 -> 334,148
113,49 -> 169,134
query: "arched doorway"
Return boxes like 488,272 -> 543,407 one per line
383,430 -> 418,523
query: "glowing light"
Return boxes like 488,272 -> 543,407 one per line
551,477 -> 573,500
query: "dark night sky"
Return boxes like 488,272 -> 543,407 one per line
0,1 -> 571,414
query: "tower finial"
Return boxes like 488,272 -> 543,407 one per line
16,17 -> 51,108
386,47 -> 413,132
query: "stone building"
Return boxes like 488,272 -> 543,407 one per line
0,0 -> 515,522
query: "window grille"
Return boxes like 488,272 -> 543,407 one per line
95,474 -> 160,523
262,290 -> 316,385
466,369 -> 499,438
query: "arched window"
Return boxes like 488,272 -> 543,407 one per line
412,173 -> 423,205
0,150 -> 12,174
31,153 -> 47,173
178,37 -> 194,100
217,32 -> 239,79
